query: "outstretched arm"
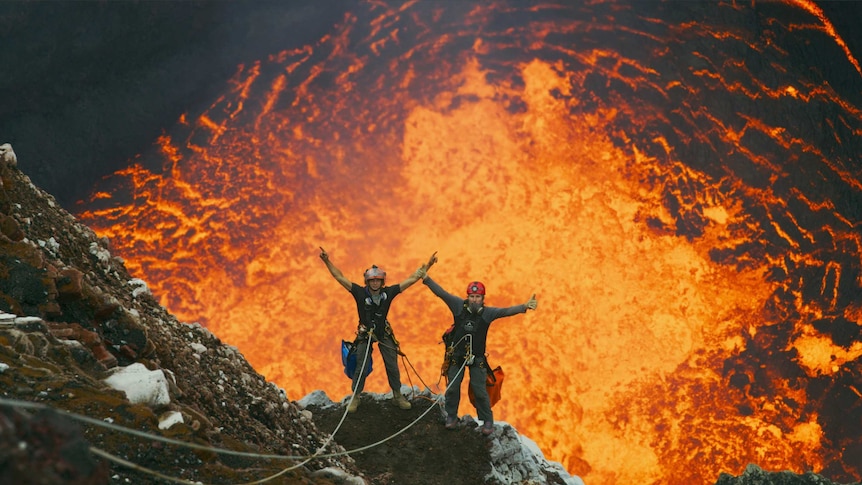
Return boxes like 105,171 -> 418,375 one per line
319,247 -> 352,291
484,293 -> 538,320
398,251 -> 438,291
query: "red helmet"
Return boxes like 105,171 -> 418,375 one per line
364,265 -> 386,284
466,281 -> 485,296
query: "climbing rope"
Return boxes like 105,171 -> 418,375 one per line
0,332 -> 478,484
376,335 -> 435,400
232,331 -> 379,484
0,344 -> 349,485
0,354 -> 470,485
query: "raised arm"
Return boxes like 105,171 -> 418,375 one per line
398,251 -> 438,291
319,246 -> 352,291
422,275 -> 465,314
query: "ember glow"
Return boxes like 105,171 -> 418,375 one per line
77,1 -> 862,484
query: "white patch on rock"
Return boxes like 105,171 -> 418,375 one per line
59,340 -> 85,349
158,410 -> 184,430
485,422 -> 585,485
0,143 -> 17,167
14,316 -> 43,325
0,311 -> 15,325
189,342 -> 208,354
128,278 -> 151,297
296,390 -> 336,409
103,363 -> 171,407
37,238 -> 59,254
184,321 -> 216,339
89,242 -> 111,265
309,467 -> 365,484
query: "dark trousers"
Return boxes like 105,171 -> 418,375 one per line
445,360 -> 492,423
352,330 -> 402,394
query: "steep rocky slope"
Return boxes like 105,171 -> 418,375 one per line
0,151 -> 359,483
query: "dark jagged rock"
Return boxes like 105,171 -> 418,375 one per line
717,464 -> 859,485
0,405 -> 110,485
0,153 -> 359,483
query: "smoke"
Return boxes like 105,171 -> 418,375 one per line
0,1 -> 351,207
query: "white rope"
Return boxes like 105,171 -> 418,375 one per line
337,357 -> 467,456
0,332 -> 472,484
239,331 -> 379,484
0,397 -> 298,460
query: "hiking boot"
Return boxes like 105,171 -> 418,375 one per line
392,391 -> 412,410
445,415 -> 458,430
480,421 -> 494,436
347,398 -> 360,413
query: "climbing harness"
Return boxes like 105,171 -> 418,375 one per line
440,301 -> 482,379
340,287 -> 392,380
441,321 -> 505,408
440,334 -> 474,384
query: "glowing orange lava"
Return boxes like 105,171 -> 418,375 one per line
78,1 -> 862,484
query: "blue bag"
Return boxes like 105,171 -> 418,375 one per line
341,340 -> 373,379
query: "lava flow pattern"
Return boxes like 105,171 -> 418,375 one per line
77,1 -> 862,484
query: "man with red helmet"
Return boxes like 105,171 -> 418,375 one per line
421,254 -> 537,436
319,247 -> 436,412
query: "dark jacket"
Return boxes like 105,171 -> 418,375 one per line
423,276 -> 526,359
349,283 -> 402,333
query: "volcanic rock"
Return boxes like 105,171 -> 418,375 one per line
0,152 -> 358,483
717,464 -> 859,485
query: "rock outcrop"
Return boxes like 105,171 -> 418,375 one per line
0,151 -> 359,483
716,464 -> 858,485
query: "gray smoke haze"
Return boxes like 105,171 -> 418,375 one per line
0,1 -> 351,208
0,0 -> 860,209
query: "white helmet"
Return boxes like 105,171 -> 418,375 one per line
364,265 -> 386,285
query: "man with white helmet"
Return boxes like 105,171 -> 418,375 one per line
420,253 -> 537,435
319,247 -> 436,412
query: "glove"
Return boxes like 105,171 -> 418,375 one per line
415,267 -> 427,279
526,294 -> 537,310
